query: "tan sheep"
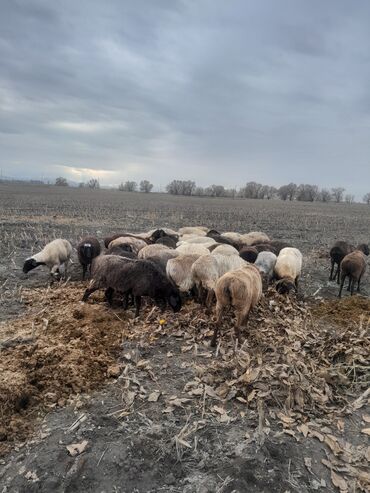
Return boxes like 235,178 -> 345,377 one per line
108,236 -> 147,254
239,231 -> 270,247
138,243 -> 172,259
213,264 -> 262,346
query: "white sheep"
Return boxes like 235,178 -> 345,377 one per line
274,247 -> 302,294
23,239 -> 73,277
178,227 -> 208,236
213,264 -> 262,346
191,253 -> 247,307
177,237 -> 216,249
176,243 -> 210,256
166,254 -> 200,292
254,251 -> 277,284
211,244 -> 239,256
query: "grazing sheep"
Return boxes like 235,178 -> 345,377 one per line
138,243 -> 171,259
77,236 -> 101,280
191,254 -> 247,307
103,233 -> 149,249
210,244 -> 239,256
105,245 -> 137,259
155,236 -> 177,249
178,226 -> 208,236
239,246 -> 258,263
338,251 -> 367,297
206,230 -> 239,247
222,232 -> 242,244
329,241 -> 353,283
330,242 -> 369,283
166,254 -> 200,292
268,240 -> 291,254
240,232 -> 270,247
23,239 -> 73,278
252,243 -> 277,254
148,228 -> 179,243
176,243 -> 210,256
213,264 -> 262,346
108,236 -> 147,254
274,247 -> 303,294
254,251 -> 277,286
147,227 -> 178,239
83,257 -> 182,316
206,229 -> 221,237
179,236 -> 217,245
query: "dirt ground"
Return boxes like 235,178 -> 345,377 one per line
0,183 -> 369,492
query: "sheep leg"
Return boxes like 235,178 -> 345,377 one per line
294,277 -> 299,292
336,265 -> 341,284
123,292 -> 129,310
82,286 -> 98,302
329,261 -> 335,281
134,296 -> 141,317
235,311 -> 248,345
347,277 -> 352,291
82,264 -> 87,281
357,274 -> 362,292
104,287 -> 114,305
205,289 -> 215,309
338,275 -> 346,298
211,303 -> 224,347
350,276 -> 355,296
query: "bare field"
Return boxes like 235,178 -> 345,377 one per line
0,183 -> 369,493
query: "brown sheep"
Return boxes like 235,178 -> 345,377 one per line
338,251 -> 367,297
330,242 -> 369,283
239,246 -> 258,263
212,264 -> 262,346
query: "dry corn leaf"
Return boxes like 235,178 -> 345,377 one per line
362,415 -> 370,423
331,471 -> 348,492
361,428 -> 370,436
66,440 -> 88,457
148,391 -> 160,402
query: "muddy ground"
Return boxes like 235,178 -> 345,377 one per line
0,183 -> 369,492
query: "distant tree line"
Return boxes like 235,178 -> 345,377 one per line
53,175 -> 370,204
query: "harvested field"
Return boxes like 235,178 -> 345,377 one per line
0,183 -> 369,492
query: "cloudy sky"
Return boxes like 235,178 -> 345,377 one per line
1,0 -> 370,195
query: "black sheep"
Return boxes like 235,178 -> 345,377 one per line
82,257 -> 181,317
77,236 -> 101,280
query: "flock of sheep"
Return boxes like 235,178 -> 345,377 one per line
22,227 -> 368,345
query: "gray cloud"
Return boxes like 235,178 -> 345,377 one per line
1,0 -> 370,196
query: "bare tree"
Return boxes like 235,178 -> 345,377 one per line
55,176 -> 68,186
194,187 -> 205,196
345,194 -> 355,204
87,178 -> 100,189
139,180 -> 153,193
296,184 -> 319,202
119,181 -> 137,192
331,187 -> 345,203
319,188 -> 332,202
166,180 -> 195,196
278,183 -> 297,201
363,192 -> 370,204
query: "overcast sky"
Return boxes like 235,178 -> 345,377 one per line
1,0 -> 370,195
